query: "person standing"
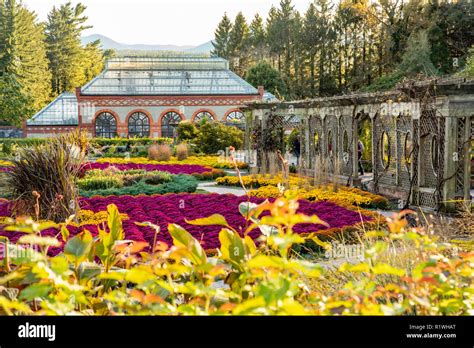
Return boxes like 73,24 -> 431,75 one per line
358,139 -> 365,175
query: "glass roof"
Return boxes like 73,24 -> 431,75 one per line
81,57 -> 259,96
27,92 -> 78,126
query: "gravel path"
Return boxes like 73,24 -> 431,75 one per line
198,182 -> 247,196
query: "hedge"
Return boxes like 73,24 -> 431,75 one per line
0,137 -> 172,151
79,174 -> 198,197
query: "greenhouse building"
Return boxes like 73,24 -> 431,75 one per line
25,56 -> 272,138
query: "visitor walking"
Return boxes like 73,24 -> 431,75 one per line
358,139 -> 365,175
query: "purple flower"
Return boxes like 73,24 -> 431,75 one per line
0,194 -> 372,256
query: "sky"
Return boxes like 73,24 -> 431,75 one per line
23,0 -> 313,47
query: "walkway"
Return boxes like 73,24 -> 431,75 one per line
198,182 -> 247,196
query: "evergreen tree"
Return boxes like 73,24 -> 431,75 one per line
81,40 -> 105,82
0,0 -> 51,125
228,12 -> 250,75
212,13 -> 232,59
45,2 -> 94,95
249,14 -> 266,63
398,30 -> 438,77
303,3 -> 320,95
266,6 -> 283,70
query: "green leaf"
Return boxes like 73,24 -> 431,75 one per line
17,235 -> 60,247
185,214 -> 229,227
107,204 -> 124,242
19,283 -> 52,301
339,262 -> 370,273
247,255 -> 285,269
64,231 -> 93,263
50,255 -> 69,275
219,228 -> 246,271
168,224 -> 207,266
60,225 -> 70,242
125,268 -> 156,284
372,263 -> 406,276
244,236 -> 257,256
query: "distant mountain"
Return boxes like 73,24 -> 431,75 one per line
81,34 -> 211,53
186,41 -> 214,53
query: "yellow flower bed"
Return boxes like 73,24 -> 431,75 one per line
0,210 -> 129,227
217,174 -> 389,209
97,156 -> 247,169
216,174 -> 307,188
70,210 -> 129,226
0,160 -> 12,167
248,185 -> 368,206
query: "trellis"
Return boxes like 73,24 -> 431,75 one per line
243,78 -> 473,212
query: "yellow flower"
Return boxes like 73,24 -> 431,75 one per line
97,155 -> 247,169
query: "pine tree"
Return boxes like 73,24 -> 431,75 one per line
81,40 -> 105,82
45,2 -> 94,95
0,0 -> 51,125
303,3 -> 320,95
266,6 -> 283,70
249,14 -> 266,62
398,30 -> 438,77
212,13 -> 232,59
229,12 -> 250,75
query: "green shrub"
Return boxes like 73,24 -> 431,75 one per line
1,141 -> 12,155
80,174 -> 197,197
197,122 -> 244,154
143,172 -> 172,185
176,121 -> 199,142
77,176 -> 123,191
0,137 -> 173,152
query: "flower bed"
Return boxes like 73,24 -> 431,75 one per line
217,174 -> 389,209
0,160 -> 12,167
249,185 -> 388,209
81,162 -> 224,179
0,160 -> 12,172
0,193 -> 372,255
97,155 -> 248,169
80,175 -> 198,197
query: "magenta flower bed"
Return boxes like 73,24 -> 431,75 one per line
82,162 -> 211,175
0,167 -> 10,172
0,194 -> 371,256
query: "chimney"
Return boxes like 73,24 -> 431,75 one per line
258,86 -> 264,98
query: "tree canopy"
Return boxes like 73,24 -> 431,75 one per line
0,0 -> 107,125
213,0 -> 474,99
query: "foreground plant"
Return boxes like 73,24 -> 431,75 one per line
5,131 -> 88,222
0,193 -> 471,316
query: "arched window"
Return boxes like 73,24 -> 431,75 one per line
161,111 -> 182,138
95,112 -> 117,138
128,112 -> 150,137
226,111 -> 245,123
193,111 -> 214,123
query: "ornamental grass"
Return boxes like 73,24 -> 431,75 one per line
4,131 -> 87,222
175,143 -> 189,161
148,144 -> 172,161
